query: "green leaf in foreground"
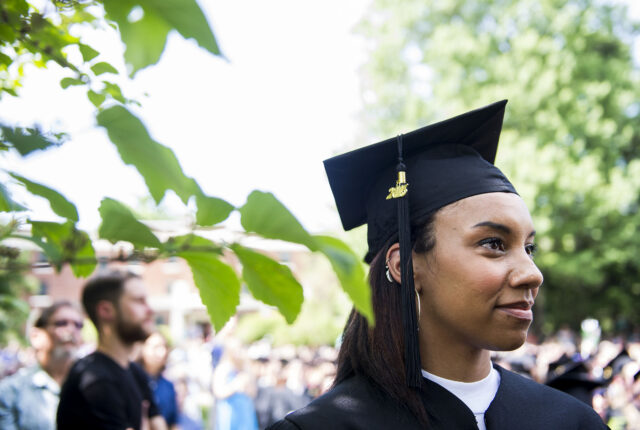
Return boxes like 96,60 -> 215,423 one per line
139,0 -> 221,56
87,90 -> 106,108
239,191 -> 317,250
314,235 -> 373,325
91,61 -> 119,76
68,228 -> 96,278
60,77 -> 84,89
231,244 -> 304,324
79,43 -> 100,62
165,234 -> 222,255
0,183 -> 26,212
98,198 -> 161,248
97,106 -> 199,204
113,5 -> 170,75
178,251 -> 240,331
29,221 -> 96,276
1,126 -> 61,156
195,194 -> 234,226
9,173 -> 78,221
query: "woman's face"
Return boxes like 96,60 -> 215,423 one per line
413,192 -> 543,353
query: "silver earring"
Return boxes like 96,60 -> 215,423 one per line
415,291 -> 421,329
385,266 -> 393,283
385,259 -> 394,283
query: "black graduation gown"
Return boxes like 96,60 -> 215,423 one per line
267,365 -> 608,430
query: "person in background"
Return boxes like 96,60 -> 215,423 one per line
212,338 -> 258,430
57,271 -> 167,430
0,300 -> 84,430
140,332 -> 179,429
254,358 -> 310,428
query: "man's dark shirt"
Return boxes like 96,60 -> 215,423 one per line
57,351 -> 160,430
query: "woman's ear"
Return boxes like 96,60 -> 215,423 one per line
385,243 -> 402,284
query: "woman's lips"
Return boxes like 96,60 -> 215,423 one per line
496,302 -> 533,320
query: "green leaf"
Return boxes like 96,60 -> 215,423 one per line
195,194 -> 234,226
102,81 -> 127,104
12,234 -> 62,265
0,24 -> 16,44
124,9 -> 170,74
87,90 -> 106,108
165,234 -> 222,255
29,221 -> 96,275
139,0 -> 221,56
0,52 -> 12,66
239,191 -> 318,250
1,126 -> 61,156
314,235 -> 374,325
178,251 -> 240,331
78,43 -> 100,62
103,0 -> 170,75
68,228 -> 96,277
9,173 -> 78,221
91,61 -> 119,76
60,77 -> 84,89
103,0 -> 219,75
0,183 -> 26,212
98,198 -> 161,248
97,106 -> 199,204
230,244 -> 303,324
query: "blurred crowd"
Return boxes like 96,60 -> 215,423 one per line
494,324 -> 640,430
1,312 -> 639,430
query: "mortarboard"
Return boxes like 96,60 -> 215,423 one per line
545,355 -> 606,405
324,100 -> 518,388
603,349 -> 633,380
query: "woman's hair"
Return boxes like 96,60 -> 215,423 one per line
334,212 -> 437,427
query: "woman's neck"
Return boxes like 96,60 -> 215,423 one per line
419,330 -> 492,382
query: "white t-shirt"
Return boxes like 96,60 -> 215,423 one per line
421,367 -> 500,430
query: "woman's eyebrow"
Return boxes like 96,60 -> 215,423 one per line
473,221 -> 536,238
473,221 -> 511,234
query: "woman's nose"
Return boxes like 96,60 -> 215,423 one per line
509,252 -> 544,290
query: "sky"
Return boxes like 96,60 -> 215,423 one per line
1,0 -> 371,234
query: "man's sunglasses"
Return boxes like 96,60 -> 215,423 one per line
50,319 -> 84,330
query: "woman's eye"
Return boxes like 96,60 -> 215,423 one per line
525,243 -> 538,258
479,238 -> 505,252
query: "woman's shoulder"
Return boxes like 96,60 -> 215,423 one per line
489,365 -> 608,429
266,374 -> 419,430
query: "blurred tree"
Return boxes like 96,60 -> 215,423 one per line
0,0 -> 373,341
359,0 -> 640,334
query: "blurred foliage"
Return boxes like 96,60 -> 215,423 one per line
360,0 -> 640,334
0,221 -> 38,344
0,0 -> 373,337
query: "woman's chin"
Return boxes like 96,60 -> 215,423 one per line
488,331 -> 528,352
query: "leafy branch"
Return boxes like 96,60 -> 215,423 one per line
0,0 -> 373,335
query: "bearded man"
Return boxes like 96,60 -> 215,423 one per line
0,301 -> 83,429
57,271 -> 167,430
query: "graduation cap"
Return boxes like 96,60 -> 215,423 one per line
545,355 -> 605,405
324,100 -> 517,388
603,349 -> 633,380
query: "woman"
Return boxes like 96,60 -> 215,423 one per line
268,101 -> 607,429
139,332 -> 179,430
212,338 -> 259,430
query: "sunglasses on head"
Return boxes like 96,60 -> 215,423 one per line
50,319 -> 84,330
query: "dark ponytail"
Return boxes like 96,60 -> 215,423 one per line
334,213 -> 437,427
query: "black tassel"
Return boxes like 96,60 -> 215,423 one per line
395,135 -> 422,388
